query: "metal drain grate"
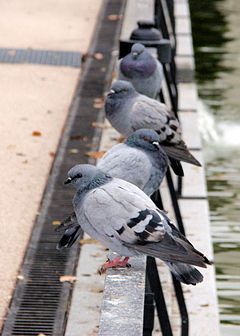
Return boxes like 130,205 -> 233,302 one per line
1,0 -> 125,335
0,48 -> 81,67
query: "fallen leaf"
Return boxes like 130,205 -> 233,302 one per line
49,152 -> 55,157
80,238 -> 99,245
94,52 -> 104,60
92,122 -> 109,129
107,14 -> 122,21
94,97 -> 104,103
32,131 -> 42,137
70,135 -> 88,141
86,151 -> 105,159
91,287 -> 104,293
22,160 -> 28,164
93,98 -> 104,109
59,275 -> 77,283
52,220 -> 61,226
93,102 -> 104,109
85,142 -> 98,148
69,148 -> 79,154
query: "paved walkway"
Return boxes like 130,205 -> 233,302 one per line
0,0 -> 102,329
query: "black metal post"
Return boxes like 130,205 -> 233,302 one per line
147,257 -> 173,336
166,168 -> 185,235
172,276 -> 189,336
143,277 -> 155,336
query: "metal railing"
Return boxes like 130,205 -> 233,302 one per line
119,1 -> 189,335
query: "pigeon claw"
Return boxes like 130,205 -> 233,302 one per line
98,256 -> 130,275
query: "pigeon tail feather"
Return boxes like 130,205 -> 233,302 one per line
166,261 -> 203,285
56,225 -> 82,250
161,141 -> 201,167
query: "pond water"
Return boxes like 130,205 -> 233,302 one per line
189,0 -> 240,334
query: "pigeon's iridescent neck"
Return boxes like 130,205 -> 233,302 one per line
120,54 -> 156,78
73,173 -> 112,207
88,173 -> 112,190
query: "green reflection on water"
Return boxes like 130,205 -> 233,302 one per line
189,0 -> 240,332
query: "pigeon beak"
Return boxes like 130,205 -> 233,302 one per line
132,52 -> 138,59
64,177 -> 72,185
152,141 -> 160,149
107,89 -> 115,97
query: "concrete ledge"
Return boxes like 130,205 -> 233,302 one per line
174,1 -> 190,17
175,17 -> 192,35
179,111 -> 202,147
99,256 -> 146,336
176,35 -> 194,56
178,82 -> 198,111
176,55 -> 195,72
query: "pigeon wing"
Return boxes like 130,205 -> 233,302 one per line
81,180 -> 207,267
81,179 -> 165,244
97,144 -> 152,191
130,96 -> 181,143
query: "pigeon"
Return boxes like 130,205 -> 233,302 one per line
105,80 -> 201,176
118,43 -> 163,98
57,164 -> 212,285
97,129 -> 169,196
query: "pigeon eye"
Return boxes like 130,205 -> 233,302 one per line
75,173 -> 82,179
143,136 -> 150,141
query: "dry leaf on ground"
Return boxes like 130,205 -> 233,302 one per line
52,220 -> 61,226
94,53 -> 104,60
32,131 -> 42,137
86,151 -> 106,159
80,238 -> 99,245
69,148 -> 79,154
59,275 -> 77,283
93,102 -> 104,109
92,121 -> 109,129
107,14 -> 122,21
93,97 -> 104,109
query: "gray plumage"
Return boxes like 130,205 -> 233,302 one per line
57,164 -> 212,285
118,43 -> 163,98
105,80 -> 201,173
97,129 -> 169,196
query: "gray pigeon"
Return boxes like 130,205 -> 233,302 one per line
118,43 -> 163,98
105,80 -> 201,176
57,164 -> 212,285
97,129 -> 169,196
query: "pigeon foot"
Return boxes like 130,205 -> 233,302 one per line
98,256 -> 130,274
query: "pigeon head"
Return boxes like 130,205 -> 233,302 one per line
64,164 -> 111,191
120,44 -> 157,80
131,43 -> 146,59
107,80 -> 136,99
125,129 -> 164,152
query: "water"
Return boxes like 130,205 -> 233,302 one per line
189,0 -> 240,334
